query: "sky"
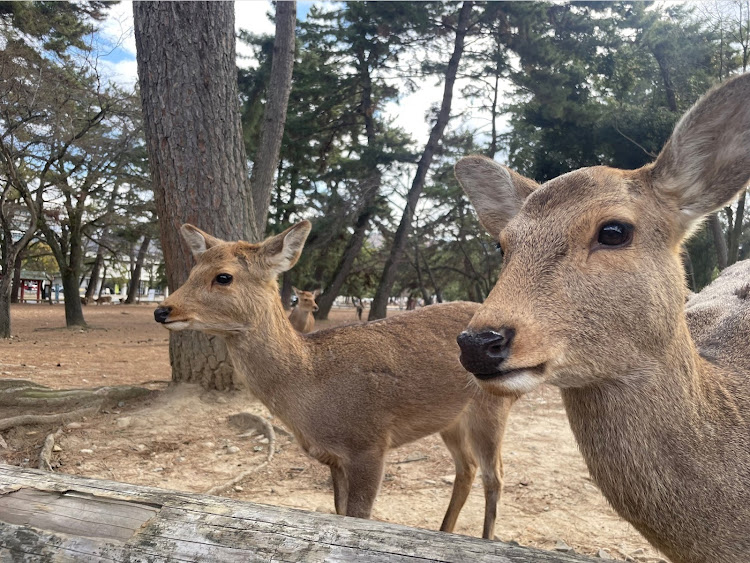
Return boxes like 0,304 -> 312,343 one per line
94,1 -> 498,150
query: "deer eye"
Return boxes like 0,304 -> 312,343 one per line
214,273 -> 233,286
597,222 -> 633,247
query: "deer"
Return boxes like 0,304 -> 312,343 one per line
153,222 -> 516,539
288,287 -> 319,333
454,72 -> 750,563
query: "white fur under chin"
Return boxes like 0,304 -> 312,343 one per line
479,370 -> 543,395
163,321 -> 191,331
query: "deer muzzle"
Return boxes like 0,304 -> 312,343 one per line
456,328 -> 515,379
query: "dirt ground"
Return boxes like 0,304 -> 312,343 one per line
0,303 -> 663,561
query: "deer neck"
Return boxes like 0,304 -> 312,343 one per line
561,321 -> 749,556
223,297 -> 314,419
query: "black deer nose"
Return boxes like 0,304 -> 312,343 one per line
154,306 -> 172,324
457,329 -> 515,377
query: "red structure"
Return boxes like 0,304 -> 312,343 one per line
17,271 -> 48,303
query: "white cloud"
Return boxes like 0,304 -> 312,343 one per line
101,58 -> 139,90
99,1 -> 136,56
235,0 -> 276,35
235,0 -> 275,68
386,81 -> 445,145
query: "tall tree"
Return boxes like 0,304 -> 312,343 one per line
369,1 -> 475,320
0,31 -> 138,328
134,1 -> 293,389
249,1 -> 296,236
0,0 -> 113,335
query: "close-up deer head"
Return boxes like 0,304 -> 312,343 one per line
154,221 -> 311,335
455,73 -> 750,397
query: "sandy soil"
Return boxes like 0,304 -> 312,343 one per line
0,303 -> 664,561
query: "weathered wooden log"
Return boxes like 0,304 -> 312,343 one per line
0,464 -> 596,562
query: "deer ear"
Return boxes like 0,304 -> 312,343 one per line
261,221 -> 312,276
455,156 -> 539,238
649,73 -> 750,238
313,288 -> 321,297
291,286 -> 300,296
181,224 -> 225,259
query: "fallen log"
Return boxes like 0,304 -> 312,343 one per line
0,464 -> 597,562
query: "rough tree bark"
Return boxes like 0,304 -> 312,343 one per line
134,1 -> 254,390
134,1 -> 293,389
250,0 -> 296,236
369,1 -> 474,320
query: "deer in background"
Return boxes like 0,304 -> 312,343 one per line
288,287 -> 319,333
455,73 -> 750,563
153,222 -> 516,539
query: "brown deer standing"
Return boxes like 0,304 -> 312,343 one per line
288,287 -> 319,333
153,222 -> 516,538
455,73 -> 750,563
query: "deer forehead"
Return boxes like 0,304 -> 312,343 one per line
195,243 -> 260,269
504,167 -> 655,245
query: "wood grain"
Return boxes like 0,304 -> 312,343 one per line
0,464 -> 596,562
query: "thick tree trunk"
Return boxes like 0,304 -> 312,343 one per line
250,1 -> 296,235
369,1 -> 473,320
126,236 -> 151,304
134,1 -> 259,389
61,269 -> 86,327
708,213 -> 728,271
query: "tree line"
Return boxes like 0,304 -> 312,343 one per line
1,1 -> 748,352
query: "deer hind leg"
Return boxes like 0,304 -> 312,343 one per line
468,396 -> 514,539
330,464 -> 348,515
343,448 -> 386,519
439,422 -> 478,534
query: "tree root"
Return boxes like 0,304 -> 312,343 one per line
204,461 -> 272,496
38,427 -> 63,471
206,412 -> 277,496
0,384 -> 153,407
0,404 -> 102,432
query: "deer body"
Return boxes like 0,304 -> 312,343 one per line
288,287 -> 318,333
455,73 -> 750,562
154,223 -> 515,538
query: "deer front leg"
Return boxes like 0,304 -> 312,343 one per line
343,449 -> 386,519
330,464 -> 348,515
470,397 -> 512,540
439,424 -> 478,534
